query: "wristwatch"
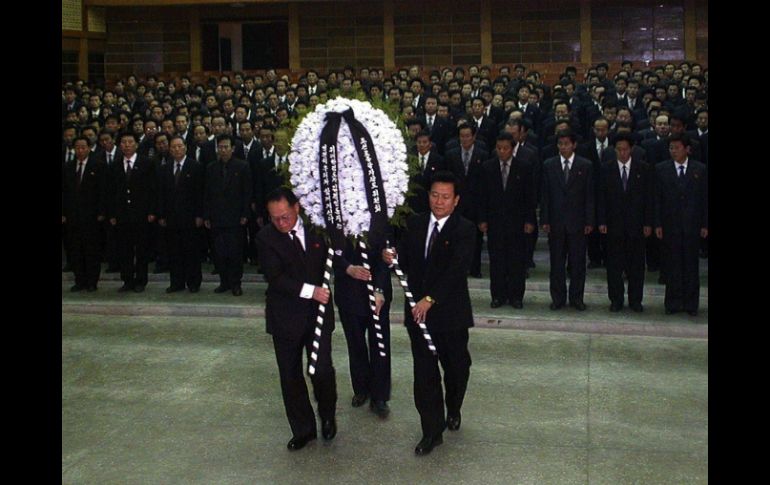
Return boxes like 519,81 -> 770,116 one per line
374,288 -> 384,295
425,295 -> 436,305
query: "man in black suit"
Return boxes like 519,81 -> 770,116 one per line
253,126 -> 289,226
203,134 -> 252,296
158,136 -> 204,293
654,134 -> 708,316
597,134 -> 654,312
192,125 -> 216,166
577,117 -> 615,269
62,137 -> 109,292
108,133 -> 158,293
333,237 -> 393,418
444,123 -> 488,277
406,130 -> 446,215
419,95 -> 452,156
541,130 -> 595,311
257,188 -> 337,451
382,171 -> 475,456
468,97 -> 499,149
477,133 -> 537,308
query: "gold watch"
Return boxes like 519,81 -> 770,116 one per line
425,296 -> 436,305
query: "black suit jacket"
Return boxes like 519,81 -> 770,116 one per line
203,158 -> 252,228
63,155 -> 109,226
419,116 -> 452,156
397,212 -> 475,333
654,160 -> 708,237
477,156 -> 537,249
469,116 -> 499,149
257,222 -> 335,340
597,159 -> 654,239
194,141 -> 218,166
540,155 -> 595,233
158,157 -> 204,228
641,137 -> 670,166
108,154 -> 157,223
254,153 -> 288,220
444,144 -> 489,222
333,238 -> 392,317
407,151 -> 446,215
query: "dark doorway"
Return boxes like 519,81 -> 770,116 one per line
201,23 -> 219,71
219,38 -> 232,71
242,22 -> 289,69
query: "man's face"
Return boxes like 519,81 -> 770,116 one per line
194,126 -> 208,145
616,109 -> 632,125
74,139 -> 90,160
554,104 -> 569,119
557,136 -> 576,159
518,87 -> 529,103
223,99 -> 235,114
217,139 -> 233,162
402,91 -> 414,106
669,118 -> 685,135
615,80 -> 627,94
274,130 -> 289,155
99,133 -> 115,152
155,136 -> 169,154
82,129 -> 98,146
212,118 -> 228,136
89,95 -> 101,109
696,112 -> 708,131
411,80 -> 422,95
235,107 -> 247,122
240,123 -> 253,142
424,98 -> 437,115
120,136 -> 138,157
471,99 -> 484,118
132,119 -> 144,135
669,140 -> 687,162
429,182 -> 459,220
307,71 -> 318,85
259,129 -> 274,149
459,127 -> 475,150
593,120 -> 609,141
604,108 -> 617,124
161,120 -> 175,137
627,83 -> 639,98
496,139 -> 513,161
450,93 -> 461,106
615,140 -> 632,163
654,116 -> 670,137
667,84 -> 679,99
416,136 -> 431,154
169,137 -> 186,161
267,199 -> 300,233
175,116 -> 188,134
437,105 -> 449,118
461,84 -> 472,97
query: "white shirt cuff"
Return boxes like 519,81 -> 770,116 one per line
300,284 -> 315,299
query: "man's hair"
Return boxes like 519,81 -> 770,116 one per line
668,132 -> 691,147
496,132 -> 515,146
430,170 -> 460,196
168,135 -> 186,145
73,135 -> 91,147
118,132 -> 138,144
266,187 -> 299,206
556,129 -> 577,143
613,133 -> 636,147
458,123 -> 477,135
415,129 -> 431,141
216,133 -> 233,145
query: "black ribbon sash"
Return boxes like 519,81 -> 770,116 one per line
319,108 -> 389,249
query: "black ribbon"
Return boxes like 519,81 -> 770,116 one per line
319,108 -> 389,250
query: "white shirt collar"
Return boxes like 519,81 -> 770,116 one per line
561,154 -> 575,165
173,157 -> 185,168
290,217 -> 305,246
125,153 -> 137,164
675,158 -> 689,171
617,158 -> 632,170
428,212 -> 450,233
596,138 -> 608,150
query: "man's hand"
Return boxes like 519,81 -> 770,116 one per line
643,226 -> 652,238
374,292 -> 385,315
195,217 -> 203,228
542,224 -> 550,234
240,217 -> 248,226
382,248 -> 396,265
655,227 -> 663,239
312,286 -> 330,304
110,218 -> 117,226
251,202 -> 257,212
701,228 -> 708,238
97,215 -> 105,222
584,225 -> 593,235
478,222 -> 488,233
411,297 -> 434,322
147,214 -> 156,223
524,223 -> 534,234
257,216 -> 264,226
61,216 -> 66,224
346,265 -> 371,281
599,225 -> 607,234
204,220 -> 211,229
158,218 -> 167,227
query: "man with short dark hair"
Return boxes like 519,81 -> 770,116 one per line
407,130 -> 446,215
203,134 -> 252,296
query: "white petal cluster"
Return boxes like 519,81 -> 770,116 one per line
289,98 -> 409,237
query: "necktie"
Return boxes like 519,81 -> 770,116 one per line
290,229 -> 305,256
599,142 -> 605,159
427,116 -> 433,131
426,221 -> 439,259
174,162 -> 181,185
125,160 -> 132,183
678,165 -> 685,179
76,161 -> 84,189
420,155 -> 426,170
563,161 -> 570,184
501,160 -> 509,190
107,152 -> 112,164
68,150 -> 74,162
463,150 -> 470,174
622,164 -> 628,192
243,144 -> 249,160
195,147 -> 201,161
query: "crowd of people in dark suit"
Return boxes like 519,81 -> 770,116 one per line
62,61 -> 707,454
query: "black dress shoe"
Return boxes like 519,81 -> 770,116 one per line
214,285 -> 230,293
470,271 -> 483,278
415,434 -> 443,456
166,286 -> 185,294
510,300 -> 523,309
550,302 -> 565,310
447,413 -> 461,431
321,418 -> 337,440
287,433 -> 317,451
370,400 -> 390,418
610,302 -> 623,312
86,286 -> 97,293
70,284 -> 84,292
351,394 -> 369,407
118,284 -> 134,292
587,261 -> 603,269
630,303 -> 644,313
188,286 -> 200,293
571,301 -> 587,311
133,285 -> 146,293
490,299 -> 504,308
232,286 -> 243,296
647,266 -> 659,272
665,308 -> 677,315
687,310 -> 698,317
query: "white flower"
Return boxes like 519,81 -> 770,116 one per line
289,98 -> 408,238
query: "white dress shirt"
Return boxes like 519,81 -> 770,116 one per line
292,218 -> 317,299
425,213 -> 450,258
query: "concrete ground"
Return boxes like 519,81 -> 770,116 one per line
62,246 -> 707,484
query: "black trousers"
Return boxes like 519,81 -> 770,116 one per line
68,223 -> 102,288
116,221 -> 151,287
339,305 -> 392,402
167,226 -> 202,290
526,224 -> 539,265
102,221 -> 119,269
470,228 -> 483,275
606,234 -> 646,306
272,323 -> 337,439
246,210 -> 260,263
212,226 -> 244,288
488,234 -> 527,303
646,236 -> 661,270
548,229 -> 587,305
406,324 -> 471,439
153,224 -> 169,269
662,233 -> 701,312
587,231 -> 607,265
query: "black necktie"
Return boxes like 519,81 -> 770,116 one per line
501,160 -> 509,190
107,152 -> 112,164
426,221 -> 439,259
563,161 -> 570,184
125,161 -> 132,183
678,165 -> 685,179
622,164 -> 628,192
174,162 -> 181,185
290,229 -> 305,256
463,150 -> 470,174
76,161 -> 84,189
